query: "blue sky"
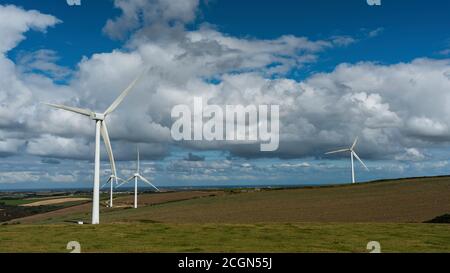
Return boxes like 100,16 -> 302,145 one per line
0,0 -> 450,189
7,0 -> 450,71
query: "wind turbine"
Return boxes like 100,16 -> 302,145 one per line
325,137 -> 369,184
101,173 -> 125,208
45,70 -> 146,224
117,146 -> 160,209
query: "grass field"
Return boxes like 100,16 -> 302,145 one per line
20,198 -> 90,207
15,176 -> 450,225
1,223 -> 449,253
11,191 -> 225,224
1,177 -> 450,252
0,199 -> 36,206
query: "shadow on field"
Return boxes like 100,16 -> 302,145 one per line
424,214 -> 450,223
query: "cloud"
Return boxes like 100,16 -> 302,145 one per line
179,27 -> 334,75
405,117 -> 449,139
184,152 -> 205,161
273,162 -> 311,168
5,3 -> 450,163
40,158 -> 61,165
0,171 -> 41,183
367,27 -> 384,38
331,35 -> 356,47
0,170 -> 77,184
163,158 -> 267,182
167,159 -> 232,174
16,49 -> 71,80
2,3 -> 450,186
440,49 -> 450,56
0,5 -> 60,54
25,5 -> 349,161
0,139 -> 24,157
26,135 -> 91,160
0,4 -> 67,163
103,0 -> 199,40
395,148 -> 426,162
47,173 -> 77,183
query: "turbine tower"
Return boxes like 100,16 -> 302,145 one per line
325,137 -> 369,184
45,70 -> 146,224
117,146 -> 160,208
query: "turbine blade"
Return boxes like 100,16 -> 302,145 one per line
351,136 -> 359,150
101,176 -> 113,189
100,121 -> 117,179
325,148 -> 350,155
137,145 -> 140,173
138,174 -> 159,192
103,69 -> 147,115
108,175 -> 124,186
101,175 -> 114,189
115,181 -> 126,188
352,151 -> 369,171
45,103 -> 92,117
115,176 -> 125,185
116,177 -> 133,189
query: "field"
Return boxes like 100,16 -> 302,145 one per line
1,176 -> 450,252
1,223 -> 449,253
20,198 -> 90,207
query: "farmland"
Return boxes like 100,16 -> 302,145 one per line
1,223 -> 449,253
1,176 -> 450,252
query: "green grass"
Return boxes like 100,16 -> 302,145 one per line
64,177 -> 450,225
0,193 -> 92,206
1,200 -> 88,208
0,199 -> 37,206
2,178 -> 450,252
0,223 -> 449,253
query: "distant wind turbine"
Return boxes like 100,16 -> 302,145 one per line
325,137 -> 369,184
45,70 -> 146,224
117,146 -> 160,209
101,174 -> 125,208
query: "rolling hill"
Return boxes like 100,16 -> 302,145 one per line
1,176 -> 449,252
10,176 -> 450,225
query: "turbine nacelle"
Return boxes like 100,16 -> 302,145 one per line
107,174 -> 123,184
90,112 -> 105,121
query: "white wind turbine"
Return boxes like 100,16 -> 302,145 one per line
325,137 -> 369,184
101,173 -> 125,208
45,70 -> 146,224
117,146 -> 160,209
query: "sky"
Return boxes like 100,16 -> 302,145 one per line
0,0 -> 450,189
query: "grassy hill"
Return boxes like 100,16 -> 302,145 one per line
14,176 -> 450,225
1,176 -> 450,252
1,223 -> 449,253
